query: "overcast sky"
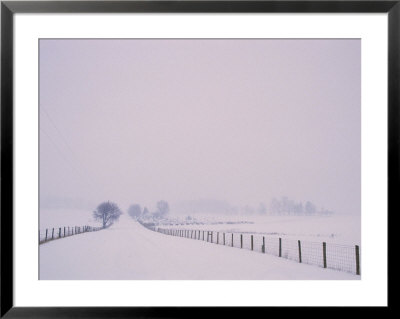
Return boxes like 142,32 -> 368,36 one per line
39,39 -> 360,214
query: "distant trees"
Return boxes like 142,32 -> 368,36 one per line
93,201 -> 122,228
142,207 -> 150,218
257,203 -> 267,215
153,200 -> 169,219
304,201 -> 316,215
127,201 -> 170,221
268,197 -> 331,216
128,204 -> 142,219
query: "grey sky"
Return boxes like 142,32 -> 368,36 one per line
39,39 -> 360,214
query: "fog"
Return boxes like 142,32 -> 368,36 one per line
39,39 -> 360,216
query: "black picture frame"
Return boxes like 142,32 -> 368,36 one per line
1,0 -> 394,317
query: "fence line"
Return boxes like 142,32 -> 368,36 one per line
39,225 -> 104,245
140,223 -> 360,275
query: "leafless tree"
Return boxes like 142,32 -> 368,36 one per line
128,204 -> 142,219
93,201 -> 122,228
156,200 -> 169,218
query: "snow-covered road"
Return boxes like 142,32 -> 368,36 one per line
40,215 -> 358,280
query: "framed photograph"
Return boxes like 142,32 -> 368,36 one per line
1,0 -> 394,316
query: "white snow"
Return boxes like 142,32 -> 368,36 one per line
40,214 -> 358,280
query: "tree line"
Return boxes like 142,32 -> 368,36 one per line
91,200 -> 170,228
127,200 -> 169,221
268,196 -> 333,216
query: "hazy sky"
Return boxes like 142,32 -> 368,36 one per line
39,39 -> 360,214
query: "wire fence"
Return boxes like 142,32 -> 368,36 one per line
39,225 -> 104,244
141,223 -> 361,276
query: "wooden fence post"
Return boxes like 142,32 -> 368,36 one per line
64,227 -> 66,237
52,228 -> 54,240
262,236 -> 265,253
59,228 -> 61,238
298,240 -> 302,263
211,232 -> 213,243
251,235 -> 253,251
355,245 -> 360,275
217,232 -> 219,245
323,242 -> 327,268
232,233 -> 234,247
279,238 -> 282,257
223,233 -> 225,245
240,234 -> 243,248
45,229 -> 48,241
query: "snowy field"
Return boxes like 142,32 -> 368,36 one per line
40,214 -> 359,280
161,214 -> 360,246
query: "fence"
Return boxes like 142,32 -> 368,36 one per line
143,225 -> 361,276
39,225 -> 104,244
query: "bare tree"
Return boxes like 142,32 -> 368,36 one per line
128,204 -> 142,219
156,200 -> 169,218
93,201 -> 122,228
